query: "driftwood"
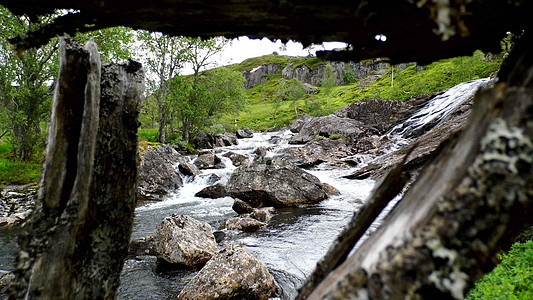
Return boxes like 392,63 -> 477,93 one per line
302,34 -> 533,299
9,39 -> 143,299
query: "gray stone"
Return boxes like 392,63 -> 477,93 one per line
225,217 -> 266,232
242,64 -> 281,89
128,236 -> 156,258
178,162 -> 200,176
222,151 -> 248,167
236,125 -> 254,139
227,157 -> 328,207
154,214 -> 217,268
178,245 -> 277,300
251,207 -> 276,222
232,199 -> 254,215
195,183 -> 227,199
138,145 -> 184,201
0,270 -> 15,294
194,152 -> 225,169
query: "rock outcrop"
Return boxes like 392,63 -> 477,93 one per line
227,157 -> 328,207
138,144 -> 184,201
178,162 -> 200,177
282,60 -> 389,86
242,64 -> 281,89
154,214 -> 217,268
178,245 -> 277,300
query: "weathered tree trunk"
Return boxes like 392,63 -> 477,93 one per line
303,34 -> 533,299
10,38 -> 144,299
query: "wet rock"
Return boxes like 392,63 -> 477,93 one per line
128,236 -> 156,258
334,94 -> 438,134
236,125 -> 254,139
212,132 -> 238,148
193,131 -> 238,149
321,183 -> 341,196
178,162 -> 200,176
222,151 -> 248,167
194,152 -> 225,169
281,139 -> 356,168
251,207 -> 276,222
200,173 -> 221,185
178,245 -> 276,300
225,217 -> 266,232
227,157 -> 328,207
0,270 -> 15,294
252,146 -> 268,158
195,183 -> 227,199
154,214 -> 217,268
289,114 -> 364,144
290,113 -> 314,133
0,183 -> 37,228
232,199 -> 254,215
213,231 -> 225,243
193,130 -> 214,149
138,144 -> 183,201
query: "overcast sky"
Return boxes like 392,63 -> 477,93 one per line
182,36 -> 347,74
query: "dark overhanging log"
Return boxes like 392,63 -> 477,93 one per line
2,1 -> 533,64
9,38 -> 144,299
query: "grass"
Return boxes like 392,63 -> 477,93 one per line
223,51 -> 502,130
466,240 -> 533,300
0,156 -> 41,185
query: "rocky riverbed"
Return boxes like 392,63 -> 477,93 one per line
1,78 -> 491,299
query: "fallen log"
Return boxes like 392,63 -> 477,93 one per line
303,33 -> 533,299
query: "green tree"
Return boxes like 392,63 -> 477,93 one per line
321,63 -> 337,110
276,78 -> 305,117
137,31 -> 191,143
168,67 -> 245,142
0,6 -> 58,160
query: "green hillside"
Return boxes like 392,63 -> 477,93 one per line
218,50 -> 501,131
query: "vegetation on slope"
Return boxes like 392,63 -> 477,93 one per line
466,240 -> 533,300
219,50 -> 501,130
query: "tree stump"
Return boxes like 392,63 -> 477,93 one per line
9,38 -> 144,299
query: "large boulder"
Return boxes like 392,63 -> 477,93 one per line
193,131 -> 238,149
178,162 -> 200,177
138,144 -> 183,201
193,151 -> 225,169
232,199 -> 254,215
195,183 -> 227,199
236,125 -> 254,139
178,245 -> 277,300
226,157 -> 328,207
288,114 -> 364,144
281,139 -> 357,168
154,214 -> 217,268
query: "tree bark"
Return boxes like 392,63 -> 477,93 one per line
9,38 -> 144,299
304,34 -> 533,299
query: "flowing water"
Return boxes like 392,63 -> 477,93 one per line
0,78 -> 490,299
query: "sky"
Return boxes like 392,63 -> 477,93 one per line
182,36 -> 347,74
